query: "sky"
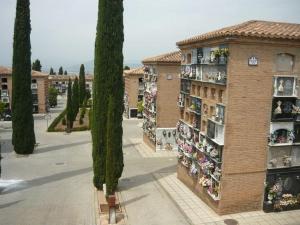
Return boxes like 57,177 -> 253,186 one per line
0,0 -> 300,72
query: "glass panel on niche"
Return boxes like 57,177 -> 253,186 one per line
273,76 -> 296,96
190,97 -> 201,114
266,171 -> 300,195
197,48 -> 204,64
215,104 -> 225,124
294,123 -> 300,143
294,100 -> 300,121
201,65 -> 227,84
291,146 -> 300,167
276,53 -> 294,72
272,98 -> 296,121
268,146 -> 292,168
207,120 -> 215,139
191,49 -> 198,64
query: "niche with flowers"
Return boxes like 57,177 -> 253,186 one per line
264,170 -> 300,212
272,98 -> 296,121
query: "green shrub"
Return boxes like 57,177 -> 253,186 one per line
47,109 -> 67,132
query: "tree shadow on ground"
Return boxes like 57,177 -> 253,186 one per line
0,200 -> 23,209
0,167 -> 92,195
1,139 -> 13,154
123,143 -> 139,149
121,194 -> 149,206
118,164 -> 177,192
34,141 -> 90,154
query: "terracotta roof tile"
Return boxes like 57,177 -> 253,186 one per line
177,20 -> 300,46
142,51 -> 181,64
124,67 -> 144,75
48,74 -> 93,81
0,66 -> 48,77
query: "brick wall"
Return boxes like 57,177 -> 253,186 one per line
220,42 -> 300,214
37,77 -> 48,113
124,74 -> 143,109
156,64 -> 181,128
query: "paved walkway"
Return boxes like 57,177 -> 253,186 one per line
155,173 -> 300,225
119,120 -> 190,225
0,98 -> 96,225
129,138 -> 176,158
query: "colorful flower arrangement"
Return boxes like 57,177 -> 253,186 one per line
199,176 -> 211,187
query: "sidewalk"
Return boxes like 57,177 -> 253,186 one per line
130,138 -> 177,158
154,173 -> 300,225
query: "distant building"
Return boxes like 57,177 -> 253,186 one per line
48,74 -> 93,94
123,67 -> 144,118
0,66 -> 49,113
142,51 -> 181,151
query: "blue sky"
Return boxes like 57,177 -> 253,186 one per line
0,0 -> 300,71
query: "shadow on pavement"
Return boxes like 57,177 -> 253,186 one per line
1,139 -> 13,154
123,143 -> 139,149
34,141 -> 90,154
0,200 -> 23,209
121,194 -> 149,206
118,164 -> 176,191
1,167 -> 92,195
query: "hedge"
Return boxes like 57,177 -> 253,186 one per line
47,109 -> 67,132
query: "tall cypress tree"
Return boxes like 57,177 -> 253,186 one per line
58,66 -> 63,75
79,64 -> 86,106
49,67 -> 54,75
32,59 -> 41,71
106,95 -> 117,195
72,77 -> 79,121
12,0 -> 36,154
66,78 -> 73,131
92,0 -> 124,193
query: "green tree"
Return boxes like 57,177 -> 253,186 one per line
72,77 -> 79,121
79,64 -> 86,106
66,78 -> 73,131
124,65 -> 130,70
106,96 -> 118,195
12,0 -> 36,154
64,70 -> 68,75
92,0 -> 124,194
49,67 -> 55,75
58,66 -> 63,75
48,87 -> 58,107
0,101 -> 6,118
32,59 -> 42,71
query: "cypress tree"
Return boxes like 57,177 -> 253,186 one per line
72,77 -> 79,121
92,0 -> 124,193
66,78 -> 73,131
58,66 -> 63,75
79,64 -> 86,106
12,0 -> 36,154
64,70 -> 68,75
106,95 -> 118,195
49,67 -> 54,75
32,59 -> 41,71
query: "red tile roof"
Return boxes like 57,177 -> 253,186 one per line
177,20 -> 300,46
124,67 -> 144,75
0,66 -> 48,77
142,51 -> 181,64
